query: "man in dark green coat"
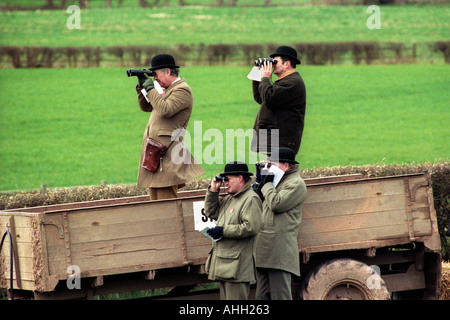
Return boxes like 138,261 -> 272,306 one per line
254,148 -> 307,300
204,161 -> 262,300
251,46 -> 306,155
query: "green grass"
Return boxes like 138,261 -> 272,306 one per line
299,65 -> 449,168
0,65 -> 448,191
0,4 -> 448,47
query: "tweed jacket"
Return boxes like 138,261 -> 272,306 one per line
204,182 -> 262,282
251,71 -> 306,155
255,166 -> 307,276
135,79 -> 204,188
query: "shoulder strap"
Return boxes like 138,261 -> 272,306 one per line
147,117 -> 189,150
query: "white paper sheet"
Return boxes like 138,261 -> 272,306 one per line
268,164 -> 285,188
247,66 -> 262,82
192,201 -> 222,241
140,80 -> 164,102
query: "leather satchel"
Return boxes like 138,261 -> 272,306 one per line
142,138 -> 168,172
142,118 -> 188,173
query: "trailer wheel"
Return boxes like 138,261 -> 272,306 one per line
300,258 -> 390,300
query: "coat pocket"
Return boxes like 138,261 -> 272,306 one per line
215,249 -> 240,280
262,206 -> 274,227
157,129 -> 174,137
257,228 -> 276,251
204,248 -> 213,274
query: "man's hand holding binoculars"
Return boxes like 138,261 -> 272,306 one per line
210,175 -> 226,192
260,60 -> 273,79
254,58 -> 276,79
258,169 -> 275,189
253,165 -> 274,202
127,68 -> 156,90
140,74 -> 155,92
254,162 -> 275,190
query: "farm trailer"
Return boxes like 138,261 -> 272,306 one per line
0,173 -> 442,300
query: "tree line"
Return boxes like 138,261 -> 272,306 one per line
41,0 -> 271,8
2,41 -> 448,68
2,0 -> 440,10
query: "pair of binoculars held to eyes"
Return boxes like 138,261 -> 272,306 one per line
214,176 -> 229,182
254,58 -> 278,67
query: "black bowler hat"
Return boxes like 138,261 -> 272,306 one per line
267,147 -> 299,164
149,54 -> 180,71
270,46 -> 301,65
220,161 -> 253,177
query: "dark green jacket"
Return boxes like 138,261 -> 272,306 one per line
204,182 -> 262,282
255,166 -> 307,276
252,71 -> 306,155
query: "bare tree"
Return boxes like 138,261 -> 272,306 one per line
216,0 -> 238,6
106,0 -> 125,7
44,0 -> 55,8
79,0 -> 89,8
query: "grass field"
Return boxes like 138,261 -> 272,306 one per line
0,4 -> 449,47
0,2 -> 448,191
0,64 -> 448,191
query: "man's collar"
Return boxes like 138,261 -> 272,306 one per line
231,181 -> 252,197
166,77 -> 182,90
275,69 -> 297,82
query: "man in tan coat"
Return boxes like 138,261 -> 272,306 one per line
254,147 -> 307,300
135,54 -> 204,200
204,161 -> 262,300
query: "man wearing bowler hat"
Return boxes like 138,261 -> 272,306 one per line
251,45 -> 306,156
253,147 -> 307,300
204,161 -> 262,300
135,54 -> 204,201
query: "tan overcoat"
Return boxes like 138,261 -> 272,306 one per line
136,79 -> 204,188
204,183 -> 262,283
255,166 -> 307,276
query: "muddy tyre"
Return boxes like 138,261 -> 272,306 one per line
300,258 -> 391,300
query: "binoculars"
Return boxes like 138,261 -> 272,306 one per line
255,162 -> 272,169
254,58 -> 278,67
126,68 -> 156,77
215,176 -> 229,182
